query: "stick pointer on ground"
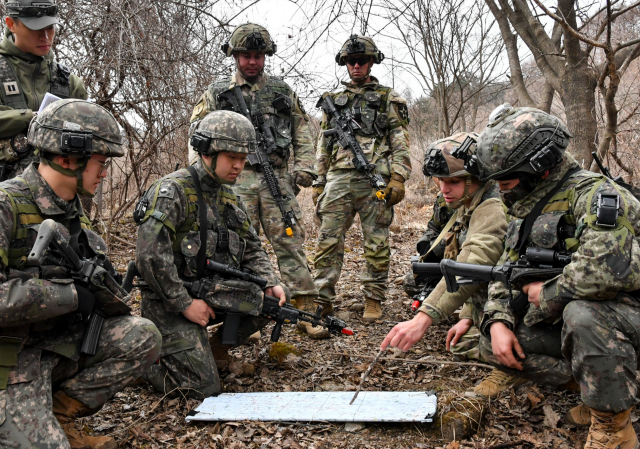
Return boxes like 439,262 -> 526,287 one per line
350,348 -> 384,405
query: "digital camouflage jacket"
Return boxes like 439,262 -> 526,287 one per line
418,182 -> 507,325
316,76 -> 411,182
190,71 -> 316,176
481,153 -> 640,334
0,164 -> 107,387
135,160 -> 279,313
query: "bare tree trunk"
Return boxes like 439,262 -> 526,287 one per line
537,81 -> 554,113
561,68 -> 598,165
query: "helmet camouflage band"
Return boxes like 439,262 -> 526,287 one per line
190,110 -> 255,156
221,23 -> 277,57
474,104 -> 572,180
28,99 -> 124,158
423,132 -> 479,178
335,34 -> 385,66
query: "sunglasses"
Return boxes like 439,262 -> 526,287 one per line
7,5 -> 58,17
345,57 -> 370,67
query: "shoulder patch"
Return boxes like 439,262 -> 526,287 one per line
158,184 -> 176,199
396,103 -> 409,122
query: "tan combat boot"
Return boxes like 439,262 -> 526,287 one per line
472,369 -> 528,398
53,391 -> 116,449
565,403 -> 591,427
362,299 -> 382,323
296,296 -> 330,340
585,407 -> 639,449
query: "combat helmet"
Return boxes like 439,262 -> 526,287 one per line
423,132 -> 479,178
335,35 -> 385,65
221,23 -> 276,57
190,110 -> 255,156
423,132 -> 481,209
28,99 -> 124,158
27,99 -> 124,196
472,104 -> 571,181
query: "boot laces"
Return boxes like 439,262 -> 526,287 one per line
588,413 -> 617,449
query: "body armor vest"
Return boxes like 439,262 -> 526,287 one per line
209,76 -> 294,165
330,87 -> 392,138
136,168 -> 252,280
505,170 -> 636,262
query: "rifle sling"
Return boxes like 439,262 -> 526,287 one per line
188,166 -> 208,279
516,167 -> 581,256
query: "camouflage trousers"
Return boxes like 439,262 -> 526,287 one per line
0,316 -> 161,448
314,170 -> 393,306
480,299 -> 640,413
235,167 -> 318,300
141,297 -> 268,399
450,324 -> 482,362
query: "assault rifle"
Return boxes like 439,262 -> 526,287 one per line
26,219 -> 131,356
317,95 -> 387,201
435,247 -> 572,315
217,87 -> 297,237
123,261 -> 353,344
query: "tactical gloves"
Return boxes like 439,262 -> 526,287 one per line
312,184 -> 325,205
384,173 -> 405,207
294,171 -> 314,188
74,284 -> 96,319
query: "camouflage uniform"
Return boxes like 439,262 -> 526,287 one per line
136,151 -> 280,398
313,75 -> 411,307
0,27 -> 87,181
402,193 -> 453,298
189,67 -> 318,303
0,163 -> 161,447
475,107 -> 640,413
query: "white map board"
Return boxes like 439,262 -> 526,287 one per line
186,391 -> 437,423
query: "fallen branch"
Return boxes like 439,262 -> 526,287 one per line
487,440 -> 524,449
109,233 -> 137,249
327,352 -> 493,369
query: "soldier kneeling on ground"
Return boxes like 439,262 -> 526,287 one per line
135,110 -> 286,399
0,99 -> 161,449
382,132 -> 522,398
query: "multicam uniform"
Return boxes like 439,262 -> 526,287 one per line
474,107 -> 640,416
402,193 -> 453,298
0,28 -> 87,181
313,76 -> 411,309
190,71 -> 318,302
0,98 -> 161,448
136,161 -> 279,399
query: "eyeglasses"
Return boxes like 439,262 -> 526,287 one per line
345,57 -> 370,67
95,159 -> 111,173
6,5 -> 59,17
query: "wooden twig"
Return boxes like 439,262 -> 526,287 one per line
109,233 -> 137,249
350,349 -> 384,405
328,352 -> 493,369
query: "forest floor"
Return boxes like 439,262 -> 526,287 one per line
80,185 -> 617,449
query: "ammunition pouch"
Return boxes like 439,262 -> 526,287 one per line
204,278 -> 264,317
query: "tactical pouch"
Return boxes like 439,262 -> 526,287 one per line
205,279 -> 264,317
272,94 -> 292,114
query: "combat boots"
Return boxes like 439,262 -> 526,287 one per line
362,299 -> 382,323
296,296 -> 330,340
585,407 -> 639,449
472,369 -> 528,398
565,403 -> 591,427
53,391 -> 117,449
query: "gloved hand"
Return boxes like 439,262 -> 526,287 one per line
294,171 -> 314,188
312,184 -> 325,205
384,173 -> 406,207
74,284 -> 96,319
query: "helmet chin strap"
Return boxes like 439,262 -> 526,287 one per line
40,155 -> 93,197
200,153 -> 236,186
448,175 -> 480,209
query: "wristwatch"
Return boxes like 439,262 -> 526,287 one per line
10,134 -> 29,155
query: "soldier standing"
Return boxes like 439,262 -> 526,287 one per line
312,35 -> 411,328
474,105 -> 640,448
0,99 -> 161,449
0,0 -> 87,181
136,110 -> 286,399
189,24 -> 319,336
